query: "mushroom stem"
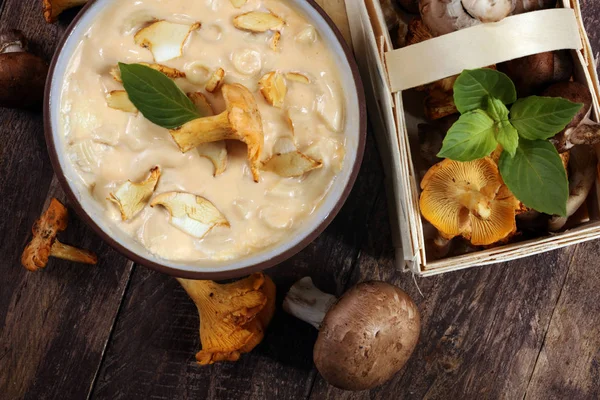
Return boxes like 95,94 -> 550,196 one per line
50,240 -> 98,264
548,147 -> 596,231
171,112 -> 235,152
282,277 -> 337,329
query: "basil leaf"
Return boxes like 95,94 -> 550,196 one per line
509,96 -> 583,140
495,120 -> 518,157
438,110 -> 497,161
499,139 -> 568,216
119,62 -> 201,129
486,97 -> 509,121
453,69 -> 517,113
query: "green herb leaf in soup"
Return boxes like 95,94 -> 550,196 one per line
438,110 -> 497,162
454,69 -> 517,114
498,139 -> 568,216
119,62 -> 202,129
509,96 -> 583,141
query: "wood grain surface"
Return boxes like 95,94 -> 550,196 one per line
0,1 -> 599,399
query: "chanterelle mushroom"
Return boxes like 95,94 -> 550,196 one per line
0,30 -> 48,109
21,198 -> 98,271
43,0 -> 88,23
170,84 -> 264,182
177,272 -> 276,365
420,158 -> 520,246
283,277 -> 421,391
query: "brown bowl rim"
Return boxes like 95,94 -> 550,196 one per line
44,0 -> 367,280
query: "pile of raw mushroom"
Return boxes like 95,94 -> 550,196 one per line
382,0 -> 600,258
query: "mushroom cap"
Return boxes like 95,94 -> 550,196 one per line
0,52 -> 48,108
420,158 -> 520,246
313,281 -> 421,391
419,0 -> 512,36
222,83 -> 264,180
497,51 -> 573,97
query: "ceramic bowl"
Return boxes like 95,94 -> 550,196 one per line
44,0 -> 366,279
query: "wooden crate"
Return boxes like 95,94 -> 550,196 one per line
345,0 -> 600,276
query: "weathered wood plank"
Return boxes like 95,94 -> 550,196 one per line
524,240 -> 600,399
0,2 -> 133,399
91,129 -> 383,400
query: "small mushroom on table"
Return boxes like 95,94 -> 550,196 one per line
283,277 -> 421,391
43,0 -> 89,23
177,273 -> 276,365
0,30 -> 48,109
21,198 -> 98,271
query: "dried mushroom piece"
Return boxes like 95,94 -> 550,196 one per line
151,192 -> 229,239
43,0 -> 88,23
285,72 -> 310,84
270,31 -> 281,51
170,84 -> 264,182
262,150 -> 322,178
420,158 -> 520,246
21,198 -> 98,271
134,21 -> 201,62
188,91 -> 214,116
106,90 -> 137,113
205,68 -> 225,93
259,72 -> 286,108
109,166 -> 161,220
177,272 -> 275,365
110,63 -> 186,82
233,11 -> 284,33
187,92 -> 228,176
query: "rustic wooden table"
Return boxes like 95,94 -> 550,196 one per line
1,0 -> 600,399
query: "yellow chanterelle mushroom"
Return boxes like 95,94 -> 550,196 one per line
420,157 -> 520,246
177,272 -> 276,365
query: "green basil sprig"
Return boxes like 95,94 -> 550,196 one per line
119,63 -> 202,129
437,68 -> 583,216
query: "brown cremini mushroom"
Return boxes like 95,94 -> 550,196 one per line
283,277 -> 421,391
420,157 -> 521,246
21,198 -> 97,271
177,273 -> 275,365
43,0 -> 88,23
170,83 -> 264,182
0,30 -> 48,109
497,51 -> 573,97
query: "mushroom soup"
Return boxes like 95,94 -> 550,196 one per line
59,0 -> 346,261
